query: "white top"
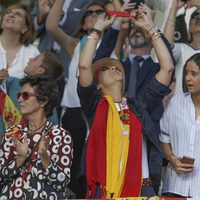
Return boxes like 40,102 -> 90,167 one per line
61,39 -> 105,108
0,41 -> 40,79
61,41 -> 81,107
146,0 -> 172,32
173,43 -> 200,94
160,93 -> 200,197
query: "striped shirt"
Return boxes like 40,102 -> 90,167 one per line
160,93 -> 200,197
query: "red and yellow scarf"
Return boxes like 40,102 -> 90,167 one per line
86,96 -> 143,198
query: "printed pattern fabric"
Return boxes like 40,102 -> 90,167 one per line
0,121 -> 73,199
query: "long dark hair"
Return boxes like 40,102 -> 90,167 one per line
182,53 -> 200,92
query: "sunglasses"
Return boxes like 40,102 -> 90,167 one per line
95,66 -> 121,80
191,12 -> 200,19
95,66 -> 109,80
17,92 -> 38,101
98,66 -> 110,71
85,9 -> 105,17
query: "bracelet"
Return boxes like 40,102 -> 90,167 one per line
87,34 -> 99,41
90,28 -> 102,36
167,153 -> 175,161
151,31 -> 161,41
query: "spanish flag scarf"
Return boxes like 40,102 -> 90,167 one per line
86,96 -> 143,198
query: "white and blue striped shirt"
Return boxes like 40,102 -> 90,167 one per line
160,93 -> 200,197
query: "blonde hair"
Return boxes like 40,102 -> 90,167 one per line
0,4 -> 36,46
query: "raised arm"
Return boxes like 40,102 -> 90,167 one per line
164,0 -> 186,45
132,3 -> 174,86
46,0 -> 77,58
35,0 -> 54,27
79,14 -> 115,87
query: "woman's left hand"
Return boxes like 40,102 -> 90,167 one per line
38,133 -> 50,155
130,3 -> 155,33
38,133 -> 51,169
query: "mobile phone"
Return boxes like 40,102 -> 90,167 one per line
106,10 -> 131,17
182,156 -> 195,164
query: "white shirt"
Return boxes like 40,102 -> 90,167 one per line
173,43 -> 200,94
61,41 -> 81,108
0,41 -> 40,79
160,93 -> 200,197
146,0 -> 172,32
61,38 -> 105,108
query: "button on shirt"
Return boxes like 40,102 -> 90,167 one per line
160,93 -> 200,197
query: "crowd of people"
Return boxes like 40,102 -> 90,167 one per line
0,0 -> 200,199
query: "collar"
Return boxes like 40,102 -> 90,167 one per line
128,54 -> 150,62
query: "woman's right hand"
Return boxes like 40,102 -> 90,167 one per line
170,155 -> 194,174
175,0 -> 187,10
38,0 -> 52,16
12,135 -> 29,158
0,69 -> 9,83
93,13 -> 116,32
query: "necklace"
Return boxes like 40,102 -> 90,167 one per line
28,120 -> 47,133
116,97 -> 130,124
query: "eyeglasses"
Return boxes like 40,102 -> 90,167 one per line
17,92 -> 38,100
191,11 -> 200,19
95,66 -> 109,80
95,66 -> 121,80
85,9 -> 105,17
98,66 -> 110,71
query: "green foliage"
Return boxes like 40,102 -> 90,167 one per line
0,0 -> 35,12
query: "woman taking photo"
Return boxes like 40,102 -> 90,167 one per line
0,76 -> 73,199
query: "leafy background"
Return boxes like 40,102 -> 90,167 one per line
0,0 -> 35,14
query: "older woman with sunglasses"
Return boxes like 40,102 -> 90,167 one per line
0,76 -> 73,199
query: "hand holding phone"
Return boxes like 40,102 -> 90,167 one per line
181,156 -> 195,164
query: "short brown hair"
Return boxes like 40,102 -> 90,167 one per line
41,51 -> 63,80
0,4 -> 36,46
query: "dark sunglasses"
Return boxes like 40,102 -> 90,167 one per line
85,9 -> 105,17
17,92 -> 38,100
98,66 -> 110,71
191,11 -> 200,19
95,66 -> 121,80
95,66 -> 110,80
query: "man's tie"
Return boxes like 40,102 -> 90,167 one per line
126,56 -> 143,99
